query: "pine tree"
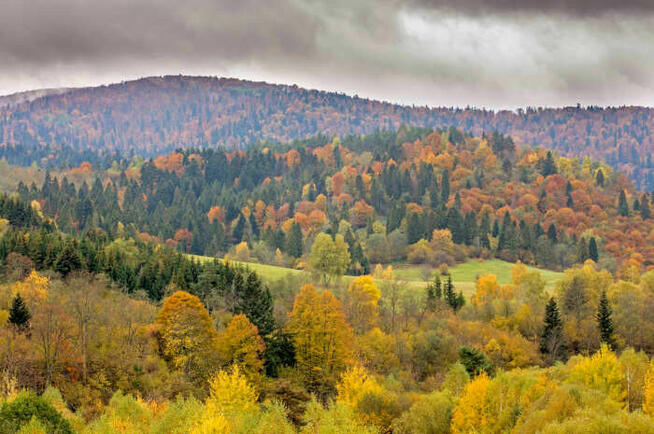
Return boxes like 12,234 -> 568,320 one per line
595,169 -> 605,187
540,298 -> 567,362
426,275 -> 441,311
54,241 -> 83,277
618,190 -> 629,217
588,237 -> 599,262
8,293 -> 31,331
285,222 -> 303,258
596,290 -> 615,350
541,151 -> 557,176
234,272 -> 275,337
641,194 -> 651,220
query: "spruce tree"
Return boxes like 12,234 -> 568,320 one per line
595,169 -> 605,187
9,293 -> 31,331
596,290 -> 615,349
540,298 -> 566,362
618,190 -> 629,217
234,272 -> 275,336
54,241 -> 83,277
426,275 -> 442,311
641,194 -> 650,220
445,276 -> 462,311
285,222 -> 303,258
588,237 -> 599,262
541,151 -> 557,176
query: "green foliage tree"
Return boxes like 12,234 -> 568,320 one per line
308,233 -> 350,285
540,297 -> 567,363
8,292 -> 31,331
285,222 -> 303,258
618,190 -> 629,217
53,241 -> 83,277
596,290 -> 615,349
0,392 -> 74,434
458,346 -> 493,377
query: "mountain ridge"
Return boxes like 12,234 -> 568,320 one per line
1,75 -> 653,190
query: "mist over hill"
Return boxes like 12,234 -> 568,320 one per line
0,75 -> 652,190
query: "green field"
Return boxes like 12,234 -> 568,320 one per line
190,255 -> 564,297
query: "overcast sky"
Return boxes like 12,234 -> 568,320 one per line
2,0 -> 654,109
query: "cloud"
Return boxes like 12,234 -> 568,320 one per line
1,0 -> 654,108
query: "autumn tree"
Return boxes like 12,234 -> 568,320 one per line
286,284 -> 354,397
155,290 -> 218,383
346,276 -> 381,334
308,233 -> 350,285
216,314 -> 265,383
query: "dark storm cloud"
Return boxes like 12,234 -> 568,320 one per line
1,0 -> 654,108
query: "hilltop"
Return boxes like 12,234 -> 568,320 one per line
0,75 -> 652,190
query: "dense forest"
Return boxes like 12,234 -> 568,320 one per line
1,125 -> 654,432
0,76 -> 653,190
9,127 -> 652,276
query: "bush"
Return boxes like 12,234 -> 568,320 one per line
0,392 -> 74,434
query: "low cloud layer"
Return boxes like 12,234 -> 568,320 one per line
1,0 -> 653,108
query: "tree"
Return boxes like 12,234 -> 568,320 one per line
640,194 -> 650,220
8,293 -> 31,331
0,392 -> 74,434
588,237 -> 599,262
234,272 -> 275,337
444,276 -> 463,311
216,314 -> 265,382
540,297 -> 567,363
540,151 -> 557,176
458,346 -> 493,377
450,373 -> 490,433
53,241 -> 83,277
595,169 -> 605,187
286,284 -> 354,397
155,290 -> 218,382
645,361 -> 654,416
346,276 -> 381,334
618,190 -> 629,217
596,290 -> 615,349
285,222 -> 303,258
308,233 -> 350,285
426,275 -> 441,311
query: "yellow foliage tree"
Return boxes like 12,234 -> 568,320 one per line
346,276 -> 381,334
451,372 -> 490,433
568,344 -> 625,405
155,291 -> 218,382
216,314 -> 265,383
286,284 -> 354,396
644,361 -> 654,416
12,270 -> 49,304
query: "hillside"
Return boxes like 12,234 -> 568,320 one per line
11,127 -> 653,277
0,76 -> 653,190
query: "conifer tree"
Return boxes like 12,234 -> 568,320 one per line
596,290 -> 615,350
540,298 -> 567,363
641,193 -> 651,220
9,293 -> 31,331
595,169 -> 605,187
426,275 -> 441,311
235,272 -> 275,337
618,190 -> 629,217
285,222 -> 303,258
541,151 -> 557,176
588,237 -> 599,262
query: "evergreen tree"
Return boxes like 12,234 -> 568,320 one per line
547,224 -> 558,243
234,272 -> 275,337
407,212 -> 424,244
458,346 -> 493,377
440,171 -> 450,204
595,169 -> 605,187
618,190 -> 629,217
540,298 -> 567,362
8,293 -> 31,331
54,241 -> 83,277
426,275 -> 441,311
233,214 -> 246,242
541,151 -> 557,176
444,276 -> 462,312
596,290 -> 615,349
588,237 -> 599,262
640,194 -> 650,220
285,222 -> 303,258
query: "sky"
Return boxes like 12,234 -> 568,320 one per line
2,0 -> 654,109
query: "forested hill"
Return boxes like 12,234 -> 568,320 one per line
0,75 -> 653,190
